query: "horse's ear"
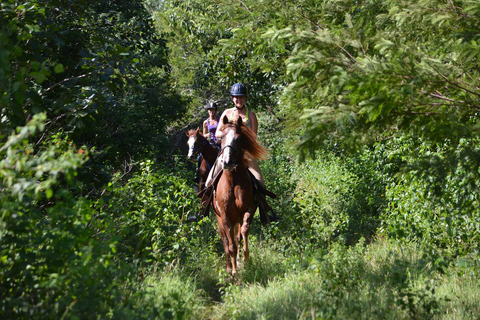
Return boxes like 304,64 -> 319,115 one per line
236,117 -> 242,133
196,127 -> 200,133
222,115 -> 229,125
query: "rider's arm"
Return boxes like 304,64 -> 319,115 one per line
215,110 -> 229,139
249,111 -> 258,137
203,120 -> 209,138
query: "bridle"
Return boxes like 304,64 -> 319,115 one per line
190,138 -> 208,154
190,137 -> 214,170
219,130 -> 242,170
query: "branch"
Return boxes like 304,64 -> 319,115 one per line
419,90 -> 456,102
265,105 -> 283,123
391,111 -> 441,116
35,114 -> 66,147
238,0 -> 251,13
45,72 -> 93,92
426,62 -> 480,99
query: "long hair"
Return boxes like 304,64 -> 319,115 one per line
223,118 -> 269,162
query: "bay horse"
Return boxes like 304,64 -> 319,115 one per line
214,116 -> 268,274
186,128 -> 218,192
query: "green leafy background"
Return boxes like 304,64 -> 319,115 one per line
1,0 -> 480,319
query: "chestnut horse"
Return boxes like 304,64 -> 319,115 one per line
214,116 -> 268,274
186,128 -> 218,192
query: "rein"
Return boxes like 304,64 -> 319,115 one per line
190,139 -> 208,154
191,137 -> 217,171
220,144 -> 235,154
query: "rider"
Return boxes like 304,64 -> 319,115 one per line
202,83 -> 278,223
203,102 -> 221,148
194,102 -> 220,184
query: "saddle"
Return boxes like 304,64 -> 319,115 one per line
196,169 -> 277,225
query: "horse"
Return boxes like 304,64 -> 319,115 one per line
186,128 -> 218,192
213,116 -> 268,274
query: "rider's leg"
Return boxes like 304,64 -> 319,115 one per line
247,159 -> 278,224
247,159 -> 265,187
205,154 -> 222,189
194,155 -> 201,183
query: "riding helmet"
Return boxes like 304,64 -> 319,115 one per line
205,102 -> 217,110
230,83 -> 247,96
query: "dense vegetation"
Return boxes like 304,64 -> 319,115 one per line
1,0 -> 479,318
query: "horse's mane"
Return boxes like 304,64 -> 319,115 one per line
186,128 -> 207,141
223,122 -> 269,161
186,128 -> 199,137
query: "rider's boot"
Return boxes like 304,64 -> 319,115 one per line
258,193 -> 279,226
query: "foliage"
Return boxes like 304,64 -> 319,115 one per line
380,137 -> 480,254
0,0 -> 182,167
0,116 -> 214,319
289,147 -> 388,245
104,158 -> 218,267
211,239 -> 461,320
125,272 -> 208,320
0,114 -> 128,319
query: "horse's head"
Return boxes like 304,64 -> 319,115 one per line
186,128 -> 205,160
220,115 -> 269,171
220,116 -> 243,171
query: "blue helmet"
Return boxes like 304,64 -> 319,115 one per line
230,83 -> 247,96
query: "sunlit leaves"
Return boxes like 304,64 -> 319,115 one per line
0,113 -> 88,203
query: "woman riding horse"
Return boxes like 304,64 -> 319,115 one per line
202,83 -> 278,224
213,116 -> 268,274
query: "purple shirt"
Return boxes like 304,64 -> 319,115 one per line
207,117 -> 220,145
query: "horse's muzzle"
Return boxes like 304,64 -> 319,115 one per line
187,150 -> 197,160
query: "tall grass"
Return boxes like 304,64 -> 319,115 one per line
176,237 -> 480,320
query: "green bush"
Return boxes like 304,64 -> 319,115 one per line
290,147 -> 387,246
123,272 -> 208,320
104,157 -> 219,268
380,137 -> 480,254
0,114 -> 127,319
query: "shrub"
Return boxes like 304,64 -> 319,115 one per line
104,157 -> 219,268
380,137 -> 480,254
122,272 -> 208,320
290,148 -> 387,246
0,114 -> 127,319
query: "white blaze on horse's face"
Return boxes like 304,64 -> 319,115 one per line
222,129 -> 236,170
187,135 -> 196,159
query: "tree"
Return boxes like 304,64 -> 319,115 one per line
1,0 -> 183,167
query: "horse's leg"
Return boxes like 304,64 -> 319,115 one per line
220,219 -> 238,275
217,216 -> 233,274
227,223 -> 238,275
234,223 -> 241,263
241,211 -> 254,262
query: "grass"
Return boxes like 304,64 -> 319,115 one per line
137,235 -> 480,319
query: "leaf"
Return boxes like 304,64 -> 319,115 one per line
54,63 -> 64,73
345,13 -> 353,29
